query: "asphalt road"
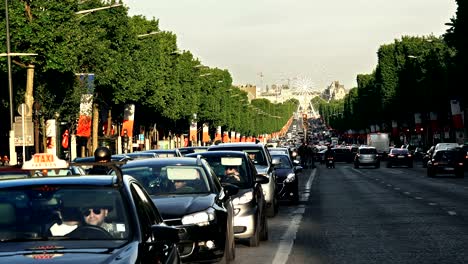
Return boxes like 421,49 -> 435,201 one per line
233,161 -> 468,264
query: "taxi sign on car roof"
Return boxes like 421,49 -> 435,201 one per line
22,153 -> 69,170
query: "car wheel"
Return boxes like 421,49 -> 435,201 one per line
248,221 -> 260,247
408,163 -> 413,168
375,163 -> 380,169
220,220 -> 235,263
266,197 -> 278,217
354,163 -> 359,169
387,163 -> 391,168
456,172 -> 464,178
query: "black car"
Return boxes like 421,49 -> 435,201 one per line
187,151 -> 269,247
121,157 -> 238,263
140,149 -> 183,158
332,147 -> 353,163
386,148 -> 413,168
0,155 -> 180,263
427,149 -> 465,178
179,146 -> 209,156
270,153 -> 302,204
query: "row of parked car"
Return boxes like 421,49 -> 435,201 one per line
0,142 -> 304,264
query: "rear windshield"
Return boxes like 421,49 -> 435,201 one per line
359,148 -> 376,154
391,149 -> 409,155
433,151 -> 463,161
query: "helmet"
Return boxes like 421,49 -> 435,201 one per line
94,147 -> 111,162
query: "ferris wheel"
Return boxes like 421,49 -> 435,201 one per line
291,77 -> 320,118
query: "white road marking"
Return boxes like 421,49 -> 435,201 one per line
404,192 -> 411,195
394,188 -> 400,190
448,211 -> 457,216
415,197 -> 423,200
428,203 -> 437,206
273,169 -> 316,264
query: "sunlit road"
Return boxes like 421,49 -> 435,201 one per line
234,161 -> 468,264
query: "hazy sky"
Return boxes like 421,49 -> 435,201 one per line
123,0 -> 457,90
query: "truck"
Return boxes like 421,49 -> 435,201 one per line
367,133 -> 390,155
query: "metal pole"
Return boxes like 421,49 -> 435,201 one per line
5,0 -> 13,128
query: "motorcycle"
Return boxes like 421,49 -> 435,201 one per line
326,157 -> 335,168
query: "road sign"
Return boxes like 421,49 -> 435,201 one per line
17,103 -> 30,116
14,116 -> 34,146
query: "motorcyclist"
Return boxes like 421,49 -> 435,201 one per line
324,145 -> 335,159
324,145 -> 335,168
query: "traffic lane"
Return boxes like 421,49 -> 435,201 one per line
287,163 -> 468,264
350,161 -> 468,218
231,168 -> 315,264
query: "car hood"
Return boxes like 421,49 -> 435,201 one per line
152,194 -> 216,219
0,241 -> 140,263
255,165 -> 269,175
275,168 -> 293,179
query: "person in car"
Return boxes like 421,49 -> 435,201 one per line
174,180 -> 195,193
81,206 -> 116,236
222,166 -> 241,183
50,207 -> 82,236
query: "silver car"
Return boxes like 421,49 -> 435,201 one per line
354,146 -> 380,168
208,143 -> 279,217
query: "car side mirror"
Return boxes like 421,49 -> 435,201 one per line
222,183 -> 239,197
151,225 -> 180,244
294,166 -> 303,172
255,174 -> 269,184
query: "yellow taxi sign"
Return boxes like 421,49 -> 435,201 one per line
22,153 -> 69,170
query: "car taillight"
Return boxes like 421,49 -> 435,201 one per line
407,154 -> 412,157
458,162 -> 464,166
389,154 -> 394,157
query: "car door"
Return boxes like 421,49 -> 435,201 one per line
130,182 -> 180,264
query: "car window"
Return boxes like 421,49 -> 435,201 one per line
360,148 -> 376,154
130,183 -> 160,242
391,149 -> 408,155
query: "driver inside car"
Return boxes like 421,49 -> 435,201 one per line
81,206 -> 116,237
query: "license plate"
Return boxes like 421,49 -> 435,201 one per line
444,167 -> 454,171
398,156 -> 404,159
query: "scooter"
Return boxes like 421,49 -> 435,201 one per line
326,157 -> 335,168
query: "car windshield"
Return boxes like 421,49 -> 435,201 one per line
212,147 -> 268,166
272,155 -> 292,169
201,156 -> 252,188
0,187 -> 130,242
122,165 -> 211,194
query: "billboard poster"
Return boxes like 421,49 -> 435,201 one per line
121,104 -> 135,137
75,73 -> 94,138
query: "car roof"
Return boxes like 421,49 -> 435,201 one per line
208,143 -> 266,151
0,175 -> 118,188
122,157 -> 199,167
186,150 -> 247,158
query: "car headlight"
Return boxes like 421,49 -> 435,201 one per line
233,191 -> 253,205
285,173 -> 296,183
181,208 -> 216,226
